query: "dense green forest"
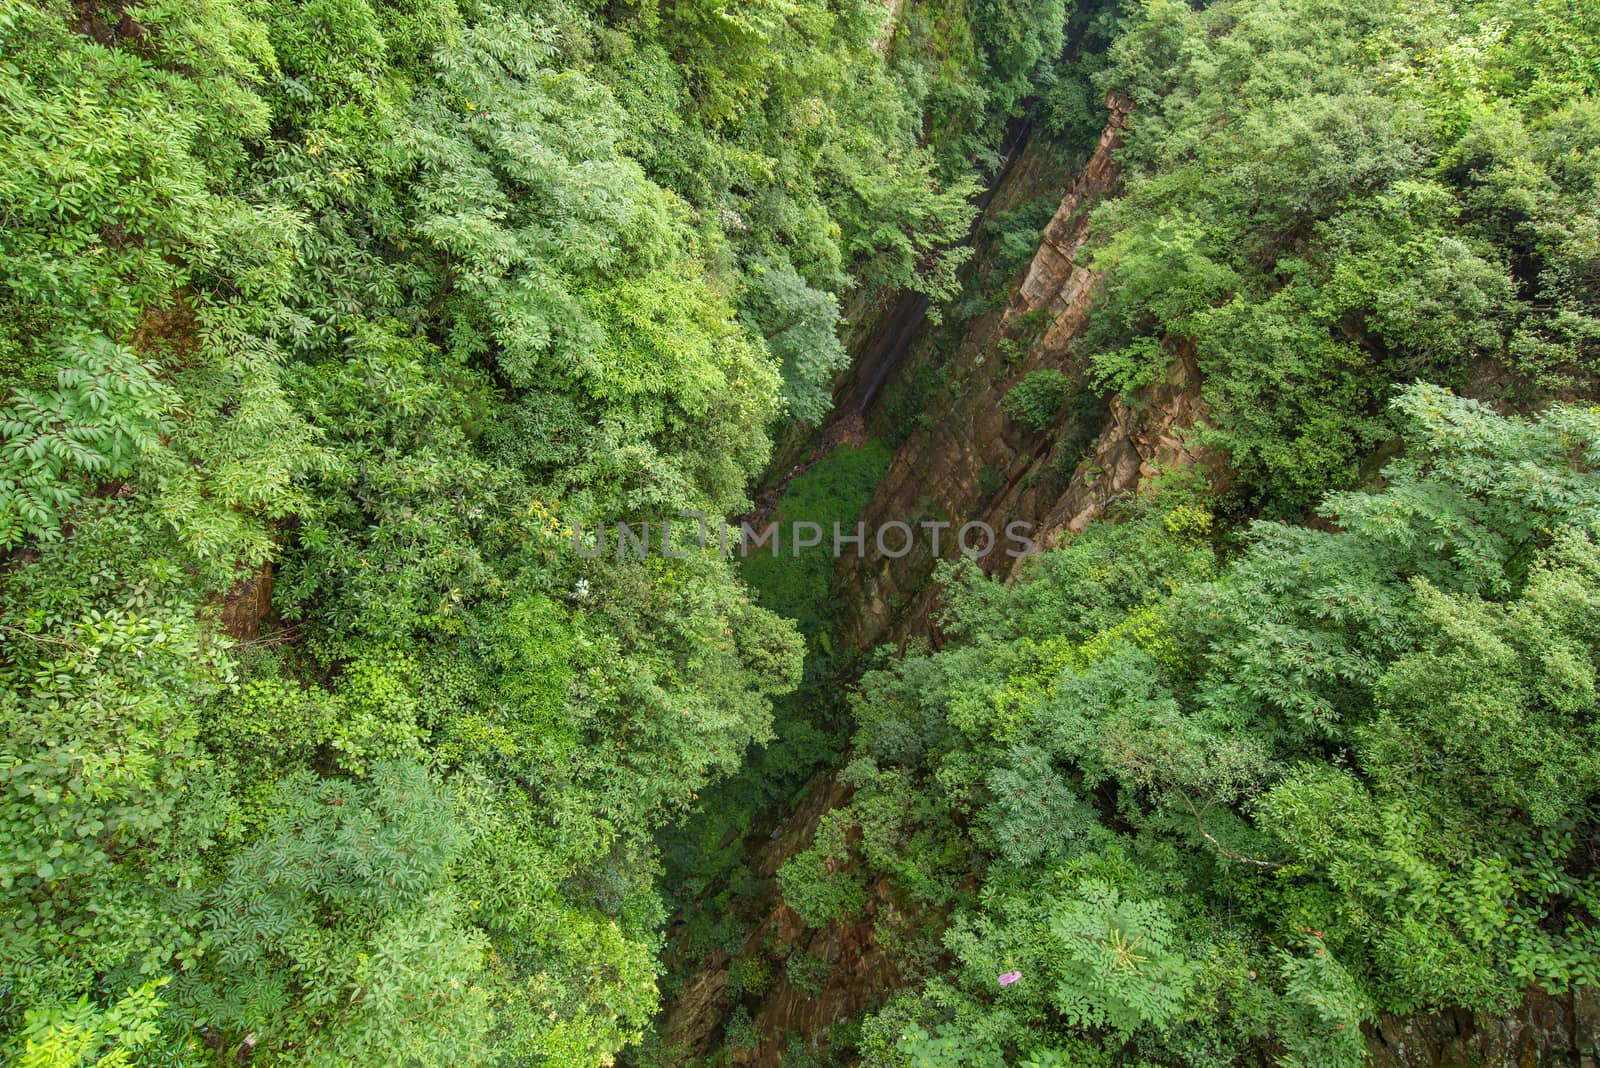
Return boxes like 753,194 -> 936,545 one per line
790,388 -> 1600,1065
760,1 -> 1600,1063
2,0 -> 1598,1063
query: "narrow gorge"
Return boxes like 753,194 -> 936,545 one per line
653,100 -> 1178,1064
648,81 -> 1600,1068
4,0 -> 1599,1065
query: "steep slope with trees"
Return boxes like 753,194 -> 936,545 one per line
643,0 -> 1600,1064
3,0 -> 1599,1064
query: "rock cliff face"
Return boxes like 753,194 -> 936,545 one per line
1366,987 -> 1600,1068
656,771 -> 914,1068
656,772 -> 856,1063
833,93 -> 1220,650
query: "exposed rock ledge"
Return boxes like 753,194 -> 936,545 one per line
834,92 -> 1223,650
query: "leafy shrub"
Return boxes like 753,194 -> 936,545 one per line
729,956 -> 775,997
0,337 -> 171,547
784,950 -> 833,997
724,1006 -> 760,1054
1048,881 -> 1196,1036
778,812 -> 868,927
1002,369 -> 1071,431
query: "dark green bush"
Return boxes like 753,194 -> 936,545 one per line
1002,368 -> 1072,431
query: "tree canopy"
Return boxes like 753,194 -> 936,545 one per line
4,0 -> 1599,1063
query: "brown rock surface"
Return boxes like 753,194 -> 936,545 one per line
831,93 -> 1226,649
658,959 -> 732,1060
1364,987 -> 1597,1067
218,561 -> 274,641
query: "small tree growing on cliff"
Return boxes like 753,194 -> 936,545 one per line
1003,370 -> 1071,432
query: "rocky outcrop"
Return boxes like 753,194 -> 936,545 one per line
832,93 -> 1224,649
1011,96 -> 1126,334
1365,986 -> 1600,1068
658,958 -> 732,1058
1020,345 -> 1215,556
219,561 -> 274,641
730,877 -> 906,1068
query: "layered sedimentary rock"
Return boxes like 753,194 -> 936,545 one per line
834,93 -> 1221,649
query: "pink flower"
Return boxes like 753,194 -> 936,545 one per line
997,971 -> 1022,987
